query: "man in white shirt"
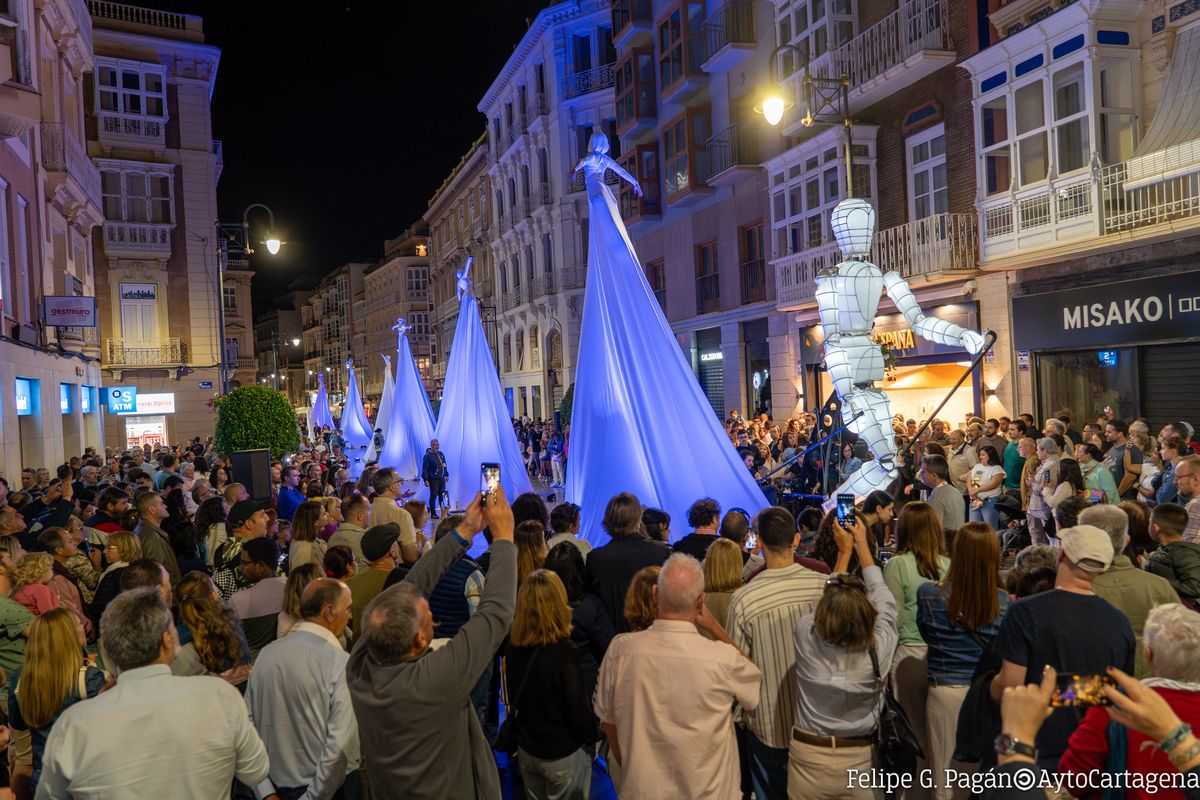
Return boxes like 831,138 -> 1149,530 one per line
37,588 -> 278,800
247,578 -> 361,799
594,553 -> 762,800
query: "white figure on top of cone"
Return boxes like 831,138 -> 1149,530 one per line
819,197 -> 989,501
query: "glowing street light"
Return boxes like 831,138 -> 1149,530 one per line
264,237 -> 282,255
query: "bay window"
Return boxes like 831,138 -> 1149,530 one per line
657,2 -> 704,97
1099,56 -> 1137,164
95,57 -> 167,139
1053,63 -> 1088,174
615,47 -> 656,133
907,124 -> 948,220
98,162 -> 174,224
619,143 -> 661,222
662,107 -> 711,199
1014,80 -> 1047,187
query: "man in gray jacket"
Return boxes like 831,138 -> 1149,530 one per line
346,486 -> 515,800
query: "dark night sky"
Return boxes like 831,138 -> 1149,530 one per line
142,0 -> 549,313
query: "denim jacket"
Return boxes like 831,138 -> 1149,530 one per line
916,581 -> 1009,685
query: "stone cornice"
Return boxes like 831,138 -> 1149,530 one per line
477,0 -> 608,113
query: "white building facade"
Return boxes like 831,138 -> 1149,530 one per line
479,0 -> 616,423
361,226 -> 430,413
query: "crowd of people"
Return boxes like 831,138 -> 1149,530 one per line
0,405 -> 1196,800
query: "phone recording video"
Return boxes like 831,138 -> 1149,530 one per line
836,494 -> 856,529
480,463 -> 501,503
1050,674 -> 1115,707
877,548 -> 894,566
745,532 -> 758,551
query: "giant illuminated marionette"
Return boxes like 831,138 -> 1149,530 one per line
820,198 -> 987,499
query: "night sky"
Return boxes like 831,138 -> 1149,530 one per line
142,0 -> 549,313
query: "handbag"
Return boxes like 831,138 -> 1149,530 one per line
869,646 -> 924,779
493,648 -> 541,754
953,628 -> 1003,762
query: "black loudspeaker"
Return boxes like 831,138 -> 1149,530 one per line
230,449 -> 272,502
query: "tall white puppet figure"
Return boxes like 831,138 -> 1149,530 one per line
820,198 -> 988,500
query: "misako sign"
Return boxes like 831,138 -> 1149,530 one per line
1012,271 -> 1200,350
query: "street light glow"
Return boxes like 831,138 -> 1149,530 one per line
264,236 -> 282,255
291,337 -> 300,346
762,96 -> 786,126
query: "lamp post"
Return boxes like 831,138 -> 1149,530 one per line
216,203 -> 285,394
270,331 -> 301,392
754,45 -> 854,194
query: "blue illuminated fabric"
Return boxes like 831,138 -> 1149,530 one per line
436,295 -> 531,509
311,374 -> 334,432
364,359 -> 395,464
340,364 -> 373,477
379,333 -> 436,481
565,171 -> 768,546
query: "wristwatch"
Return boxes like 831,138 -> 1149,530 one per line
995,733 -> 1038,760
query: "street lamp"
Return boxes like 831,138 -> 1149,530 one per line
270,330 -> 300,392
216,202 -> 286,394
755,44 -> 854,192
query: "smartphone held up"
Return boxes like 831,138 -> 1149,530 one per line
1050,674 -> 1115,707
480,463 -> 501,505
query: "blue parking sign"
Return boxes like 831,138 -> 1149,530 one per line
105,386 -> 137,414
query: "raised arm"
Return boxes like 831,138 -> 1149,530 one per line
883,271 -> 985,354
600,155 -> 642,195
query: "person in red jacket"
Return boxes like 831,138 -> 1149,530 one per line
1058,603 -> 1200,799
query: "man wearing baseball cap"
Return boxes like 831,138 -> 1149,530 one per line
347,523 -> 402,636
989,524 -> 1135,769
213,500 -> 272,601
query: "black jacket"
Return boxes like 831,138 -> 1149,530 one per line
584,534 -> 670,632
421,449 -> 448,482
1145,540 -> 1200,599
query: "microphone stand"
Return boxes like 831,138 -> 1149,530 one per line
757,410 -> 866,486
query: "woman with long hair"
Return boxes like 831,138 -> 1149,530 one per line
211,466 -> 229,492
967,445 -> 1007,529
702,538 -> 743,630
504,569 -> 596,799
622,565 -> 661,633
174,571 -> 251,688
289,500 -> 329,572
859,490 -> 896,547
319,496 -> 341,540
516,520 -> 548,589
278,563 -> 324,638
9,608 -> 106,793
813,509 -> 878,575
544,542 -> 614,714
163,487 -> 203,574
916,522 -> 1009,800
88,531 -> 141,627
882,501 -> 950,778
194,496 -> 228,569
790,515 -> 896,799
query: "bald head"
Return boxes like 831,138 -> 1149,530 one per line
655,553 -> 704,617
300,577 -> 352,638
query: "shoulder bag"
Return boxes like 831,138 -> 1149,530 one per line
870,646 -> 924,780
493,648 -> 542,754
953,627 -> 1004,762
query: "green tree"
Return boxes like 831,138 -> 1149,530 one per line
213,386 -> 299,458
558,383 -> 574,427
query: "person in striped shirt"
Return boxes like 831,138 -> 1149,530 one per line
726,505 -> 829,800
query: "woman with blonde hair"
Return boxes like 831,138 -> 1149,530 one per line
623,565 -> 661,633
288,500 -> 329,572
516,520 -> 548,588
9,608 -> 106,793
702,538 -> 743,629
174,571 -> 251,688
882,501 -> 950,782
88,530 -> 141,627
277,563 -> 324,638
319,495 -> 342,539
505,569 -> 595,799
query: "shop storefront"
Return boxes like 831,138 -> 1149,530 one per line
743,318 -> 771,419
105,388 -> 176,448
800,302 -> 981,425
1012,270 -> 1200,429
694,327 -> 725,419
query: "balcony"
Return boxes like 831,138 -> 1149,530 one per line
781,0 -> 955,136
436,297 -> 459,322
57,326 -> 100,348
701,1 -> 756,73
613,0 -> 653,49
977,140 -> 1200,268
532,92 -> 549,117
563,63 -> 616,100
740,258 -> 767,304
530,271 -> 555,300
706,123 -> 761,186
773,212 -> 978,309
501,124 -> 520,155
101,221 -> 173,259
41,122 -> 103,214
470,214 -> 489,239
97,110 -> 166,149
104,337 -> 184,368
536,183 -> 552,209
561,264 -> 586,289
502,286 -> 525,312
696,273 -> 721,314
